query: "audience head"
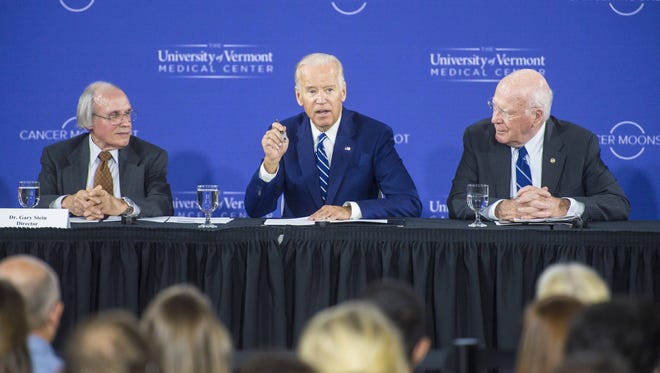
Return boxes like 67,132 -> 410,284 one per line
536,262 -> 610,304
564,297 -> 660,373
140,284 -> 233,373
64,310 -> 155,373
515,295 -> 586,373
359,278 -> 430,366
298,301 -> 409,373
294,52 -> 347,132
238,351 -> 317,373
490,69 -> 553,147
0,279 -> 32,373
0,254 -> 63,342
553,351 -> 631,373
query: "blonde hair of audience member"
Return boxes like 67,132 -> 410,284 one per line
536,262 -> 610,304
140,284 -> 233,373
0,279 -> 32,373
515,295 -> 585,373
298,301 -> 409,373
64,310 -> 155,373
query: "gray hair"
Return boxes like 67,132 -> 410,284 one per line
295,53 -> 345,90
76,81 -> 120,129
0,255 -> 61,330
529,81 -> 553,122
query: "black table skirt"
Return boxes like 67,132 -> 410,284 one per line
1,218 -> 659,351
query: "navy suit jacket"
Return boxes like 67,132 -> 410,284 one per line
245,109 -> 421,218
447,116 -> 630,221
37,133 -> 174,217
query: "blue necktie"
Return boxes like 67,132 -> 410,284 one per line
316,133 -> 330,202
516,146 -> 532,191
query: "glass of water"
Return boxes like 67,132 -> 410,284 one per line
196,184 -> 219,228
466,184 -> 489,228
18,181 -> 40,208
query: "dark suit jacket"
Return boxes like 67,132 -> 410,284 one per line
245,109 -> 422,218
447,116 -> 630,221
37,133 -> 174,217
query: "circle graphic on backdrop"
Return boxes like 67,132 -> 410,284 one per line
61,116 -> 77,129
60,0 -> 95,12
608,121 -> 646,160
331,1 -> 367,15
608,2 -> 644,16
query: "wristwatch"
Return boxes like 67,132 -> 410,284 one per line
121,197 -> 135,217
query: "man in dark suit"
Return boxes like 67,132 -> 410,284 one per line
245,53 -> 421,220
447,69 -> 629,222
37,81 -> 173,219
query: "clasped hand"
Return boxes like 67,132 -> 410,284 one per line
495,186 -> 569,221
62,185 -> 127,220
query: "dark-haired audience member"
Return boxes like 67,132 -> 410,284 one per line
0,279 -> 32,373
564,298 -> 660,373
239,351 -> 317,373
358,278 -> 431,367
0,255 -> 63,373
515,296 -> 585,373
553,351 -> 631,373
298,301 -> 410,373
140,284 -> 233,373
63,310 -> 156,373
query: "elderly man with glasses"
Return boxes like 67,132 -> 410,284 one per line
446,69 -> 629,222
36,81 -> 173,219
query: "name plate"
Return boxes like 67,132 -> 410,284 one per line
0,208 -> 69,229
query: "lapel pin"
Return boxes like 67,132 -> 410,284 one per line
550,157 -> 556,164
345,146 -> 351,151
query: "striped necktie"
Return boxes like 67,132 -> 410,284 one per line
316,133 -> 329,202
515,146 -> 532,191
94,151 -> 114,195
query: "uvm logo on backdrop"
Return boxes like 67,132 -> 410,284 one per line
60,0 -> 95,12
19,116 -> 138,142
330,0 -> 368,15
173,191 -> 249,217
429,47 -> 547,82
157,43 -> 275,79
571,0 -> 657,16
599,121 -> 660,160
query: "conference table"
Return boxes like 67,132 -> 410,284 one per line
1,218 -> 658,352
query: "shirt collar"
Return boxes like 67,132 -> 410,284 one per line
310,115 -> 342,144
88,135 -> 119,163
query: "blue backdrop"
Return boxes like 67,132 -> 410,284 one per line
1,0 -> 658,219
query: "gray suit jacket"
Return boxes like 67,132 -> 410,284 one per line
37,133 -> 173,217
447,116 -> 630,221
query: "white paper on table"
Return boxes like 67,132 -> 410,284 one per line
166,216 -> 233,224
137,216 -> 171,223
264,217 -> 315,226
495,214 -> 578,225
264,217 -> 389,226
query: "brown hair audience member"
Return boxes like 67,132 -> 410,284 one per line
0,279 -> 32,373
63,310 -> 155,373
515,295 -> 585,373
298,301 -> 409,373
536,262 -> 610,304
140,284 -> 233,373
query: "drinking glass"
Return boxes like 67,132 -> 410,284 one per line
196,184 -> 219,228
466,184 -> 489,228
18,181 -> 40,208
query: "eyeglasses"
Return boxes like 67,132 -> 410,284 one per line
487,99 -> 521,121
93,109 -> 137,126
